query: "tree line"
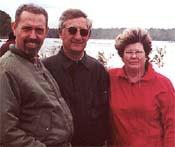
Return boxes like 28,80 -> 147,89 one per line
0,10 -> 12,38
1,10 -> 175,41
48,28 -> 175,41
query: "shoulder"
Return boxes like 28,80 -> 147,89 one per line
42,54 -> 58,64
84,54 -> 109,78
108,68 -> 121,75
154,71 -> 174,88
0,52 -> 27,80
42,53 -> 59,69
85,54 -> 105,69
146,64 -> 175,92
85,54 -> 99,63
0,51 -> 17,69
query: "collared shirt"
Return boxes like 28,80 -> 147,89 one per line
43,48 -> 109,146
109,63 -> 175,147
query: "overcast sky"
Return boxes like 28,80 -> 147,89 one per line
0,0 -> 175,29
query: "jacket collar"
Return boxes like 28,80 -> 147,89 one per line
58,47 -> 89,70
10,44 -> 41,68
117,63 -> 156,81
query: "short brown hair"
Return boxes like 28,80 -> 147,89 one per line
115,28 -> 152,58
15,3 -> 48,27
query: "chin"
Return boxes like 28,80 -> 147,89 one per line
128,65 -> 140,70
72,47 -> 83,51
71,47 -> 84,52
27,49 -> 39,56
71,44 -> 85,50
70,49 -> 83,55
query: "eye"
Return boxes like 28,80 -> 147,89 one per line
68,27 -> 77,35
135,51 -> 144,54
22,26 -> 32,32
36,28 -> 44,34
125,51 -> 133,54
80,29 -> 89,37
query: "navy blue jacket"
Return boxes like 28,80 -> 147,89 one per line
43,49 -> 110,146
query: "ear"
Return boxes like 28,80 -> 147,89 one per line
88,30 -> 91,39
58,28 -> 63,39
45,26 -> 49,37
11,22 -> 17,36
121,57 -> 124,63
145,56 -> 148,62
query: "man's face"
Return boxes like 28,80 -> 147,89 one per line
12,11 -> 48,57
59,17 -> 90,55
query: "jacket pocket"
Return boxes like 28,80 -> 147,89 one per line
88,88 -> 108,121
32,110 -> 52,141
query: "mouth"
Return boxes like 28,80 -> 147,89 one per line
72,41 -> 82,44
25,42 -> 38,48
129,62 -> 139,65
71,42 -> 84,47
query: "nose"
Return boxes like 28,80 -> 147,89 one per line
74,30 -> 82,39
29,30 -> 37,39
131,52 -> 137,58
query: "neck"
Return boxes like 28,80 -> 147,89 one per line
125,67 -> 145,83
63,49 -> 84,61
10,45 -> 39,63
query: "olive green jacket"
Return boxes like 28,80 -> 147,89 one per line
0,50 -> 73,147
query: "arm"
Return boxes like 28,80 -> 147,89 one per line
158,80 -> 175,147
98,66 -> 111,144
0,70 -> 46,147
0,41 -> 12,57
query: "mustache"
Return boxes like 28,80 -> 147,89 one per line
24,39 -> 40,44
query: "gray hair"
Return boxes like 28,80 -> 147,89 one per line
58,8 -> 92,31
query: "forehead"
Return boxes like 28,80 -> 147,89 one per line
125,42 -> 144,51
63,17 -> 88,28
18,11 -> 47,27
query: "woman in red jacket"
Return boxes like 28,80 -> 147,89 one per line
109,28 -> 175,147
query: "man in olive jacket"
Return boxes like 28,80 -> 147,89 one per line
0,3 -> 73,147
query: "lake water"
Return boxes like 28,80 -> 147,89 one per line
40,38 -> 175,87
1,38 -> 175,86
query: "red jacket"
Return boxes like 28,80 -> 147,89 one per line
0,39 -> 15,57
109,64 -> 175,147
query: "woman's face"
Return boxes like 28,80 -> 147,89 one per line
122,42 -> 147,71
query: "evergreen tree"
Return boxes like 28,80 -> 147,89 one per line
0,10 -> 12,38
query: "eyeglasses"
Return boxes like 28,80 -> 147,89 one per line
65,26 -> 89,37
124,50 -> 145,56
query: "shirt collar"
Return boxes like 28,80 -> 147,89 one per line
118,63 -> 156,81
59,48 -> 89,70
10,44 -> 41,66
